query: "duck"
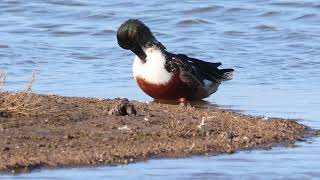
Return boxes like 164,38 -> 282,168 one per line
117,19 -> 234,101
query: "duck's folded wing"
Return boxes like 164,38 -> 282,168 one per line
170,53 -> 234,82
169,56 -> 202,89
178,67 -> 202,89
173,53 -> 222,68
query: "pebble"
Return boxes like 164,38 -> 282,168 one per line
243,136 -> 251,142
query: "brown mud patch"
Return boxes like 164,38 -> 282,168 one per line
0,92 -> 314,173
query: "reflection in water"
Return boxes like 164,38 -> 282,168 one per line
153,99 -> 240,113
153,99 -> 216,107
1,0 -> 320,179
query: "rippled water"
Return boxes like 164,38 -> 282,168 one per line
1,0 -> 320,179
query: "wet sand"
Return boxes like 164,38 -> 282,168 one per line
0,92 -> 313,173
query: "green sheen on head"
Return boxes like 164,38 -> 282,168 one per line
117,19 -> 155,50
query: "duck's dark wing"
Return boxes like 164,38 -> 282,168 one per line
166,52 -> 234,86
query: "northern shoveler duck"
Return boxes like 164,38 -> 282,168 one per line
117,19 -> 234,101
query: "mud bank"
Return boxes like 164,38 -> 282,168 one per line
0,92 -> 312,173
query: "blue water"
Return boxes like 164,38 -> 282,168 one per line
1,0 -> 320,179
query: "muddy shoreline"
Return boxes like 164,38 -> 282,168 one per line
0,92 -> 314,173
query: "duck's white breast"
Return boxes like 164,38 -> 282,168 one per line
132,48 -> 173,85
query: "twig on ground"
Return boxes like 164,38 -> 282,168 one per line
197,117 -> 206,129
189,143 -> 195,151
24,71 -> 36,92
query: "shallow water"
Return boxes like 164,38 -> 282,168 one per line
1,0 -> 320,179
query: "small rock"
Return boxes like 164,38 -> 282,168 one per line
220,132 -> 238,140
38,144 -> 45,148
0,111 -> 10,118
243,136 -> 251,143
2,147 -> 10,151
126,105 -> 136,116
108,99 -> 136,116
44,119 -> 49,124
64,134 -> 75,139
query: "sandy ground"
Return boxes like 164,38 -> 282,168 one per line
0,92 -> 315,173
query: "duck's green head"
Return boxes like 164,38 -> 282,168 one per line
117,19 -> 165,62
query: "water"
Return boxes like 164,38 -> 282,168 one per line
1,0 -> 320,179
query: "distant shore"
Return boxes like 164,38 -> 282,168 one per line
0,92 -> 314,173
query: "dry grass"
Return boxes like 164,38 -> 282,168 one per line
0,71 -> 6,92
0,71 -> 39,116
